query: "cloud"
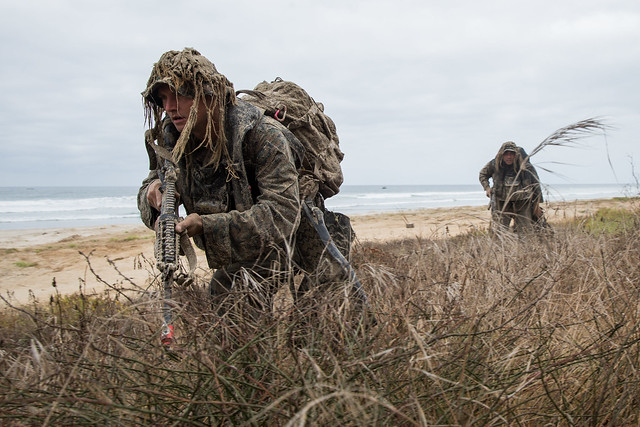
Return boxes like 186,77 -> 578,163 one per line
0,0 -> 638,188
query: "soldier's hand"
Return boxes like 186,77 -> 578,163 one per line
176,213 -> 203,237
147,179 -> 181,211
485,188 -> 492,198
147,179 -> 163,210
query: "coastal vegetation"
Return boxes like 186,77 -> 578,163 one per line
0,204 -> 639,425
13,261 -> 37,268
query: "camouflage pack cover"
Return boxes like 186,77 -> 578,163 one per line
238,78 -> 345,200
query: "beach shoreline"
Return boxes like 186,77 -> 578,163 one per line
1,198 -> 636,306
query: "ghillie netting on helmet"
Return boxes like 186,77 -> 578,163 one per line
143,47 -> 237,168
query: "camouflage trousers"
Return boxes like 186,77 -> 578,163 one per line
209,206 -> 355,312
491,199 -> 535,233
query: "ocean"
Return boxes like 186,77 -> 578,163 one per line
0,184 -> 635,230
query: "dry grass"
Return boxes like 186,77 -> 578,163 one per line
1,205 -> 639,425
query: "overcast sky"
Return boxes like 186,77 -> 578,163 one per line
1,0 -> 638,188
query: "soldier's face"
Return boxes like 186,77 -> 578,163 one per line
156,85 -> 210,139
503,151 -> 515,165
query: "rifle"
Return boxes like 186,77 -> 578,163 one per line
156,158 -> 179,346
145,128 -> 199,347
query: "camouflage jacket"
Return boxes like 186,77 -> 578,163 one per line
138,100 -> 304,269
479,146 -> 543,203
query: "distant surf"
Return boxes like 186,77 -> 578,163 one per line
0,183 -> 634,230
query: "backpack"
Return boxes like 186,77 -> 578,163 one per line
237,78 -> 344,200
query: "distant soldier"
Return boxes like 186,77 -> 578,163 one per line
479,141 -> 544,233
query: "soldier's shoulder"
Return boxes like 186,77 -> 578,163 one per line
481,158 -> 496,169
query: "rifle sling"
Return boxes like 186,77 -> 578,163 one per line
302,198 -> 369,306
179,231 -> 197,275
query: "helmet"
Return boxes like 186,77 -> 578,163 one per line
142,48 -> 236,166
502,141 -> 518,153
142,47 -> 223,107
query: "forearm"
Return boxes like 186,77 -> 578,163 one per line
526,165 -> 544,203
479,162 -> 494,191
137,170 -> 160,229
200,187 -> 300,267
479,177 -> 491,192
533,186 -> 543,203
199,127 -> 301,268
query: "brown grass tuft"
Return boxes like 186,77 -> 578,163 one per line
1,207 -> 639,425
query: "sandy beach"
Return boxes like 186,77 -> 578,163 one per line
0,198 -> 635,306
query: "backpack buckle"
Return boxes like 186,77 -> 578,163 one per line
274,105 -> 287,121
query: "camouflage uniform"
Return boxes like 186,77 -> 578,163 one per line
138,49 -> 352,309
479,141 -> 543,232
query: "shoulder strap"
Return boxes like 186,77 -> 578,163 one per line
145,128 -> 176,170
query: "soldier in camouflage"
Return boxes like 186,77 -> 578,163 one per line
479,141 -> 544,233
138,48 -> 351,311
